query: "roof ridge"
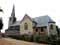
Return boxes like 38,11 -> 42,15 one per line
33,15 -> 49,19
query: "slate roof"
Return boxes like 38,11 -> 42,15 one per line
32,15 -> 55,27
10,21 -> 20,26
5,30 -> 20,35
9,15 -> 55,27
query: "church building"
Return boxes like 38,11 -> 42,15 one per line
5,5 -> 57,36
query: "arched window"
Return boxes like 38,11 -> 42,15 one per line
41,28 -> 44,32
24,23 -> 28,30
36,29 -> 38,32
50,24 -> 53,29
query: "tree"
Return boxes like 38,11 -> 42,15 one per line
0,19 -> 3,30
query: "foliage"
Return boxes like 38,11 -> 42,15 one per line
8,35 -> 20,40
8,34 -> 50,44
0,19 -> 3,30
48,35 -> 57,45
33,34 -> 49,43
33,34 -> 40,43
16,34 -> 33,42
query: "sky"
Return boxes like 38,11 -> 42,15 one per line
0,0 -> 60,33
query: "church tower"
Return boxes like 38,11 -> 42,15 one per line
8,5 -> 16,27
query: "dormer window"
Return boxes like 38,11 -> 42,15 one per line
24,23 -> 28,30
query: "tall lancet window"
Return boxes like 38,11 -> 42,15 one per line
24,23 -> 28,30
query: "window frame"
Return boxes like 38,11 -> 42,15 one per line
41,28 -> 44,32
24,23 -> 28,30
50,24 -> 53,29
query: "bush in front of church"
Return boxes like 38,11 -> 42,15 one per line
48,35 -> 57,45
33,34 -> 49,43
8,35 -> 20,40
33,34 -> 40,43
19,34 -> 33,42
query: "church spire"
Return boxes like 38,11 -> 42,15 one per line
8,4 -> 16,26
11,5 -> 15,17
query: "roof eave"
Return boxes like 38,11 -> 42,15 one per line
48,21 -> 55,23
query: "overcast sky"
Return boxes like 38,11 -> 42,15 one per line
0,0 -> 60,33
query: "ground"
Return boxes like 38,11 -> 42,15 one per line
0,38 -> 48,45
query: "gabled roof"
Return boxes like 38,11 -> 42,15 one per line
32,15 -> 55,27
9,14 -> 32,26
20,14 -> 32,23
9,14 -> 55,27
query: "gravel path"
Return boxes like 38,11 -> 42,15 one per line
0,38 -> 48,45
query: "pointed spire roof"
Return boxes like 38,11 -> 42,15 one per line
11,5 -> 15,17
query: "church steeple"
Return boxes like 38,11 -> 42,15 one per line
11,5 -> 15,17
8,5 -> 16,26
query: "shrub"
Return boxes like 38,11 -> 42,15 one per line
39,35 -> 49,44
23,34 -> 33,42
19,35 -> 25,40
19,34 -> 31,41
48,35 -> 57,45
33,34 -> 49,43
29,35 -> 33,42
24,34 -> 29,41
55,37 -> 60,45
8,35 -> 20,40
33,34 -> 40,43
